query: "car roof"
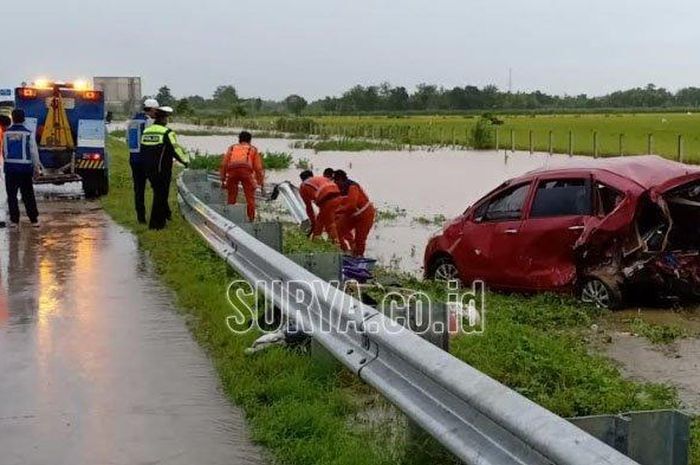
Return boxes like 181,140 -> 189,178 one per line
515,155 -> 700,190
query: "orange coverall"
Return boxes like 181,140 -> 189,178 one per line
220,143 -> 264,221
337,181 -> 375,257
299,176 -> 344,247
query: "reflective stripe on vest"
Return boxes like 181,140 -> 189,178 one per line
302,176 -> 340,203
3,130 -> 32,165
127,119 -> 146,153
226,144 -> 254,170
141,124 -> 169,147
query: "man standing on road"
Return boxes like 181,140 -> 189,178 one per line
0,114 -> 11,228
126,98 -> 159,223
2,109 -> 41,228
140,106 -> 189,230
220,131 -> 264,222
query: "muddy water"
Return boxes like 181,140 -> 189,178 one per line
0,201 -> 264,465
180,134 -> 596,272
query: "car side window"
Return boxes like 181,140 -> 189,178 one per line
530,179 -> 591,218
476,183 -> 531,222
594,182 -> 624,217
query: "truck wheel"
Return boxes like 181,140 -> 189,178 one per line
580,276 -> 622,310
81,171 -> 100,199
98,170 -> 109,196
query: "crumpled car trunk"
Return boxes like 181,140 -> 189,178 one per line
575,174 -> 700,301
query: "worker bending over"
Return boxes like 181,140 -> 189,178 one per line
2,110 -> 41,228
334,170 -> 375,257
299,170 -> 344,247
220,131 -> 264,222
140,107 -> 189,230
126,98 -> 159,224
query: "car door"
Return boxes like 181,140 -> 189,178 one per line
453,182 -> 532,287
515,176 -> 593,290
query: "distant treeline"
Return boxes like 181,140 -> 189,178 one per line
307,83 -> 700,114
153,82 -> 700,117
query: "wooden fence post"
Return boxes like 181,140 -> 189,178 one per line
619,134 -> 624,156
593,131 -> 598,158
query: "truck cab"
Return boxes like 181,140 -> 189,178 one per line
14,80 -> 109,198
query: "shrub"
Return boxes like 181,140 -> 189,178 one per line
470,117 -> 494,149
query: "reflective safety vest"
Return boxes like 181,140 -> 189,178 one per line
127,113 -> 151,156
140,123 -> 189,172
2,124 -> 36,174
224,143 -> 256,170
302,176 -> 340,204
344,181 -> 373,217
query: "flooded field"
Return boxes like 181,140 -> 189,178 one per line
179,133 -> 598,272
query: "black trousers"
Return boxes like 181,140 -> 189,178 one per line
163,169 -> 172,221
5,172 -> 38,224
130,161 -> 147,222
147,170 -> 169,230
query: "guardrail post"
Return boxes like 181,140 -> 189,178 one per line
529,130 -> 534,154
568,130 -> 573,156
451,128 -> 456,148
548,130 -> 553,155
648,133 -> 653,155
494,128 -> 499,151
510,129 -> 515,152
678,134 -> 684,162
593,131 -> 599,158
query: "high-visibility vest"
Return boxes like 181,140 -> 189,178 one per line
3,125 -> 35,173
225,144 -> 256,170
345,181 -> 373,217
302,176 -> 340,204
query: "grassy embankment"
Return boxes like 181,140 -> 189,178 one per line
103,136 -> 696,463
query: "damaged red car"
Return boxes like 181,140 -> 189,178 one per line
424,156 -> 700,308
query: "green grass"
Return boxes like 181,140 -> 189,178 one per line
102,137 -> 696,462
291,138 -> 404,152
630,318 -> 688,344
101,137 -> 411,465
188,152 -> 293,171
211,113 -> 700,162
109,128 -> 237,139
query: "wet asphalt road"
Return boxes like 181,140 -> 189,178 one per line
0,200 -> 264,465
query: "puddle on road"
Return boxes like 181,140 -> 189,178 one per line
180,134 -> 598,273
0,199 -> 263,465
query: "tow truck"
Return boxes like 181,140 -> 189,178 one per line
14,79 -> 109,198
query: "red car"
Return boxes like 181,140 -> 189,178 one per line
424,156 -> 700,308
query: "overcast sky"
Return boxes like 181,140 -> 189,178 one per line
3,0 -> 698,100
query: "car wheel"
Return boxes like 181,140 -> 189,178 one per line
430,256 -> 461,282
580,277 -> 622,309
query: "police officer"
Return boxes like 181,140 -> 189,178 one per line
139,106 -> 189,230
2,109 -> 41,228
126,98 -> 159,223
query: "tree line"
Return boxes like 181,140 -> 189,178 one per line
150,82 -> 700,117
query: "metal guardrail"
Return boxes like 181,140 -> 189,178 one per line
177,171 -> 640,465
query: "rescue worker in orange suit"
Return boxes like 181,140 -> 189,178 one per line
220,131 -> 264,222
299,170 -> 345,248
334,170 -> 375,257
